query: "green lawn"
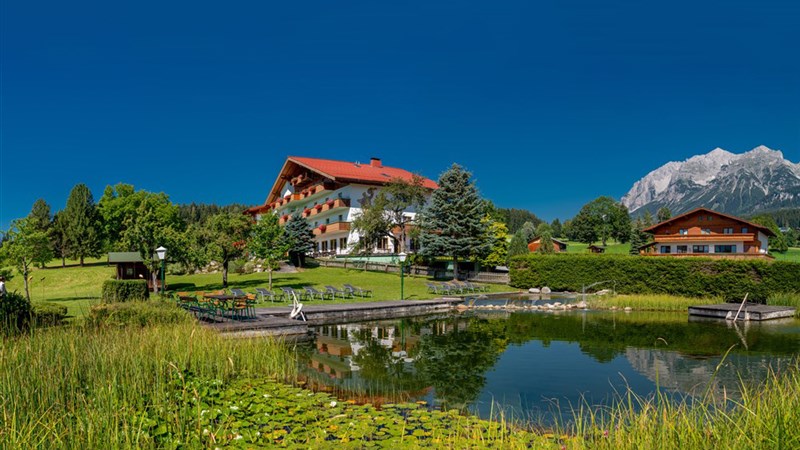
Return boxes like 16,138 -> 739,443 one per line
3,259 -> 511,318
773,247 -> 800,262
168,267 -> 511,308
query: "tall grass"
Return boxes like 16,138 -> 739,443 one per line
768,292 -> 800,317
569,361 -> 800,449
0,304 -> 297,448
586,294 -> 720,311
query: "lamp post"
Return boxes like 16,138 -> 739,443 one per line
398,252 -> 407,300
155,246 -> 167,296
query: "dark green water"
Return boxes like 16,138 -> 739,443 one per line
298,310 -> 800,424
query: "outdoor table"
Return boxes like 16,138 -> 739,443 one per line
203,294 -> 247,318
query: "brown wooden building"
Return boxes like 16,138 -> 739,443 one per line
108,252 -> 162,290
639,207 -> 774,259
527,237 -> 568,253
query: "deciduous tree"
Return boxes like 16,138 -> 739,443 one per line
249,213 -> 288,290
0,218 -> 53,302
569,196 -> 631,246
480,218 -> 509,268
195,212 -> 252,287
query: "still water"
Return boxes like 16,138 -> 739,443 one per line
296,310 -> 800,424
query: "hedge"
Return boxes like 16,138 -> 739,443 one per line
101,279 -> 150,303
509,254 -> 800,301
32,303 -> 69,327
0,291 -> 32,334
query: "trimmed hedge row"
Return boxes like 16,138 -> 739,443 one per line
509,254 -> 800,301
101,279 -> 150,303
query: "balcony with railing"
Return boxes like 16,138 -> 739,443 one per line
302,198 -> 351,218
313,221 -> 351,236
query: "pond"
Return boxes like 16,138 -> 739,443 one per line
295,309 -> 800,425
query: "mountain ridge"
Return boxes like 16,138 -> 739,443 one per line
621,146 -> 800,216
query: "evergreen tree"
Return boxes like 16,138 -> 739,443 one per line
248,212 -> 288,290
551,219 -> 563,238
283,211 -> 315,267
536,230 -> 555,254
27,199 -> 53,268
51,212 -> 69,267
62,184 -> 102,266
507,230 -> 530,263
519,221 -> 537,243
419,164 -> 489,279
28,199 -> 52,234
629,216 -> 652,255
496,208 -> 542,234
656,207 -> 672,223
534,222 -> 553,239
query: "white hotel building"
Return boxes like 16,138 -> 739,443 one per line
245,156 -> 437,256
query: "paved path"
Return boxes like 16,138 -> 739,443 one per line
203,298 -> 463,336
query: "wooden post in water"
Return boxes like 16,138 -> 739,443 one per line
730,293 -> 749,322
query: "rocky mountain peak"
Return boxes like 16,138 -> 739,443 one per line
621,145 -> 800,216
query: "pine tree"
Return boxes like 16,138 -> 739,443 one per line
656,207 -> 672,223
551,219 -> 563,238
507,230 -> 530,263
28,199 -> 52,234
283,211 -> 315,267
62,184 -> 102,266
419,164 -> 489,279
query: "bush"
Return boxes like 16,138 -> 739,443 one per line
32,303 -> 68,327
86,301 -> 193,327
101,279 -> 150,303
510,254 -> 800,301
0,291 -> 32,333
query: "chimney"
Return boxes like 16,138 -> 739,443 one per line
370,157 -> 382,168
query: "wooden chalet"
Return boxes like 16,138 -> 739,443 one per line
639,207 -> 774,259
527,237 -> 568,253
587,244 -> 606,254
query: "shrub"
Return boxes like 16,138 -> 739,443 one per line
101,279 -> 149,303
32,303 -> 68,327
86,301 -> 193,327
510,254 -> 800,301
0,291 -> 32,333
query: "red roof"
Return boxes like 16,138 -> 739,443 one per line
288,156 -> 438,190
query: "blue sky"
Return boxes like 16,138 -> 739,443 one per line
2,0 -> 799,229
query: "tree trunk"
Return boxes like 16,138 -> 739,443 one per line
222,260 -> 229,287
152,271 -> 159,294
22,262 -> 31,302
61,255 -> 66,268
452,256 -> 459,280
80,255 -> 84,267
268,267 -> 273,290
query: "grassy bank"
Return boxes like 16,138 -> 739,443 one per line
0,303 -> 296,448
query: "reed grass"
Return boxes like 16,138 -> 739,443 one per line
0,304 -> 297,448
586,294 -> 720,311
768,292 -> 800,317
568,360 -> 800,449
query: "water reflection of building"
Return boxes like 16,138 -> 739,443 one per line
309,323 -> 423,379
625,348 -> 784,399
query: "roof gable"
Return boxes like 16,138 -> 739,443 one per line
263,156 -> 438,204
643,207 -> 775,236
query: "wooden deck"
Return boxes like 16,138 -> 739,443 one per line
203,298 -> 464,337
688,303 -> 796,321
